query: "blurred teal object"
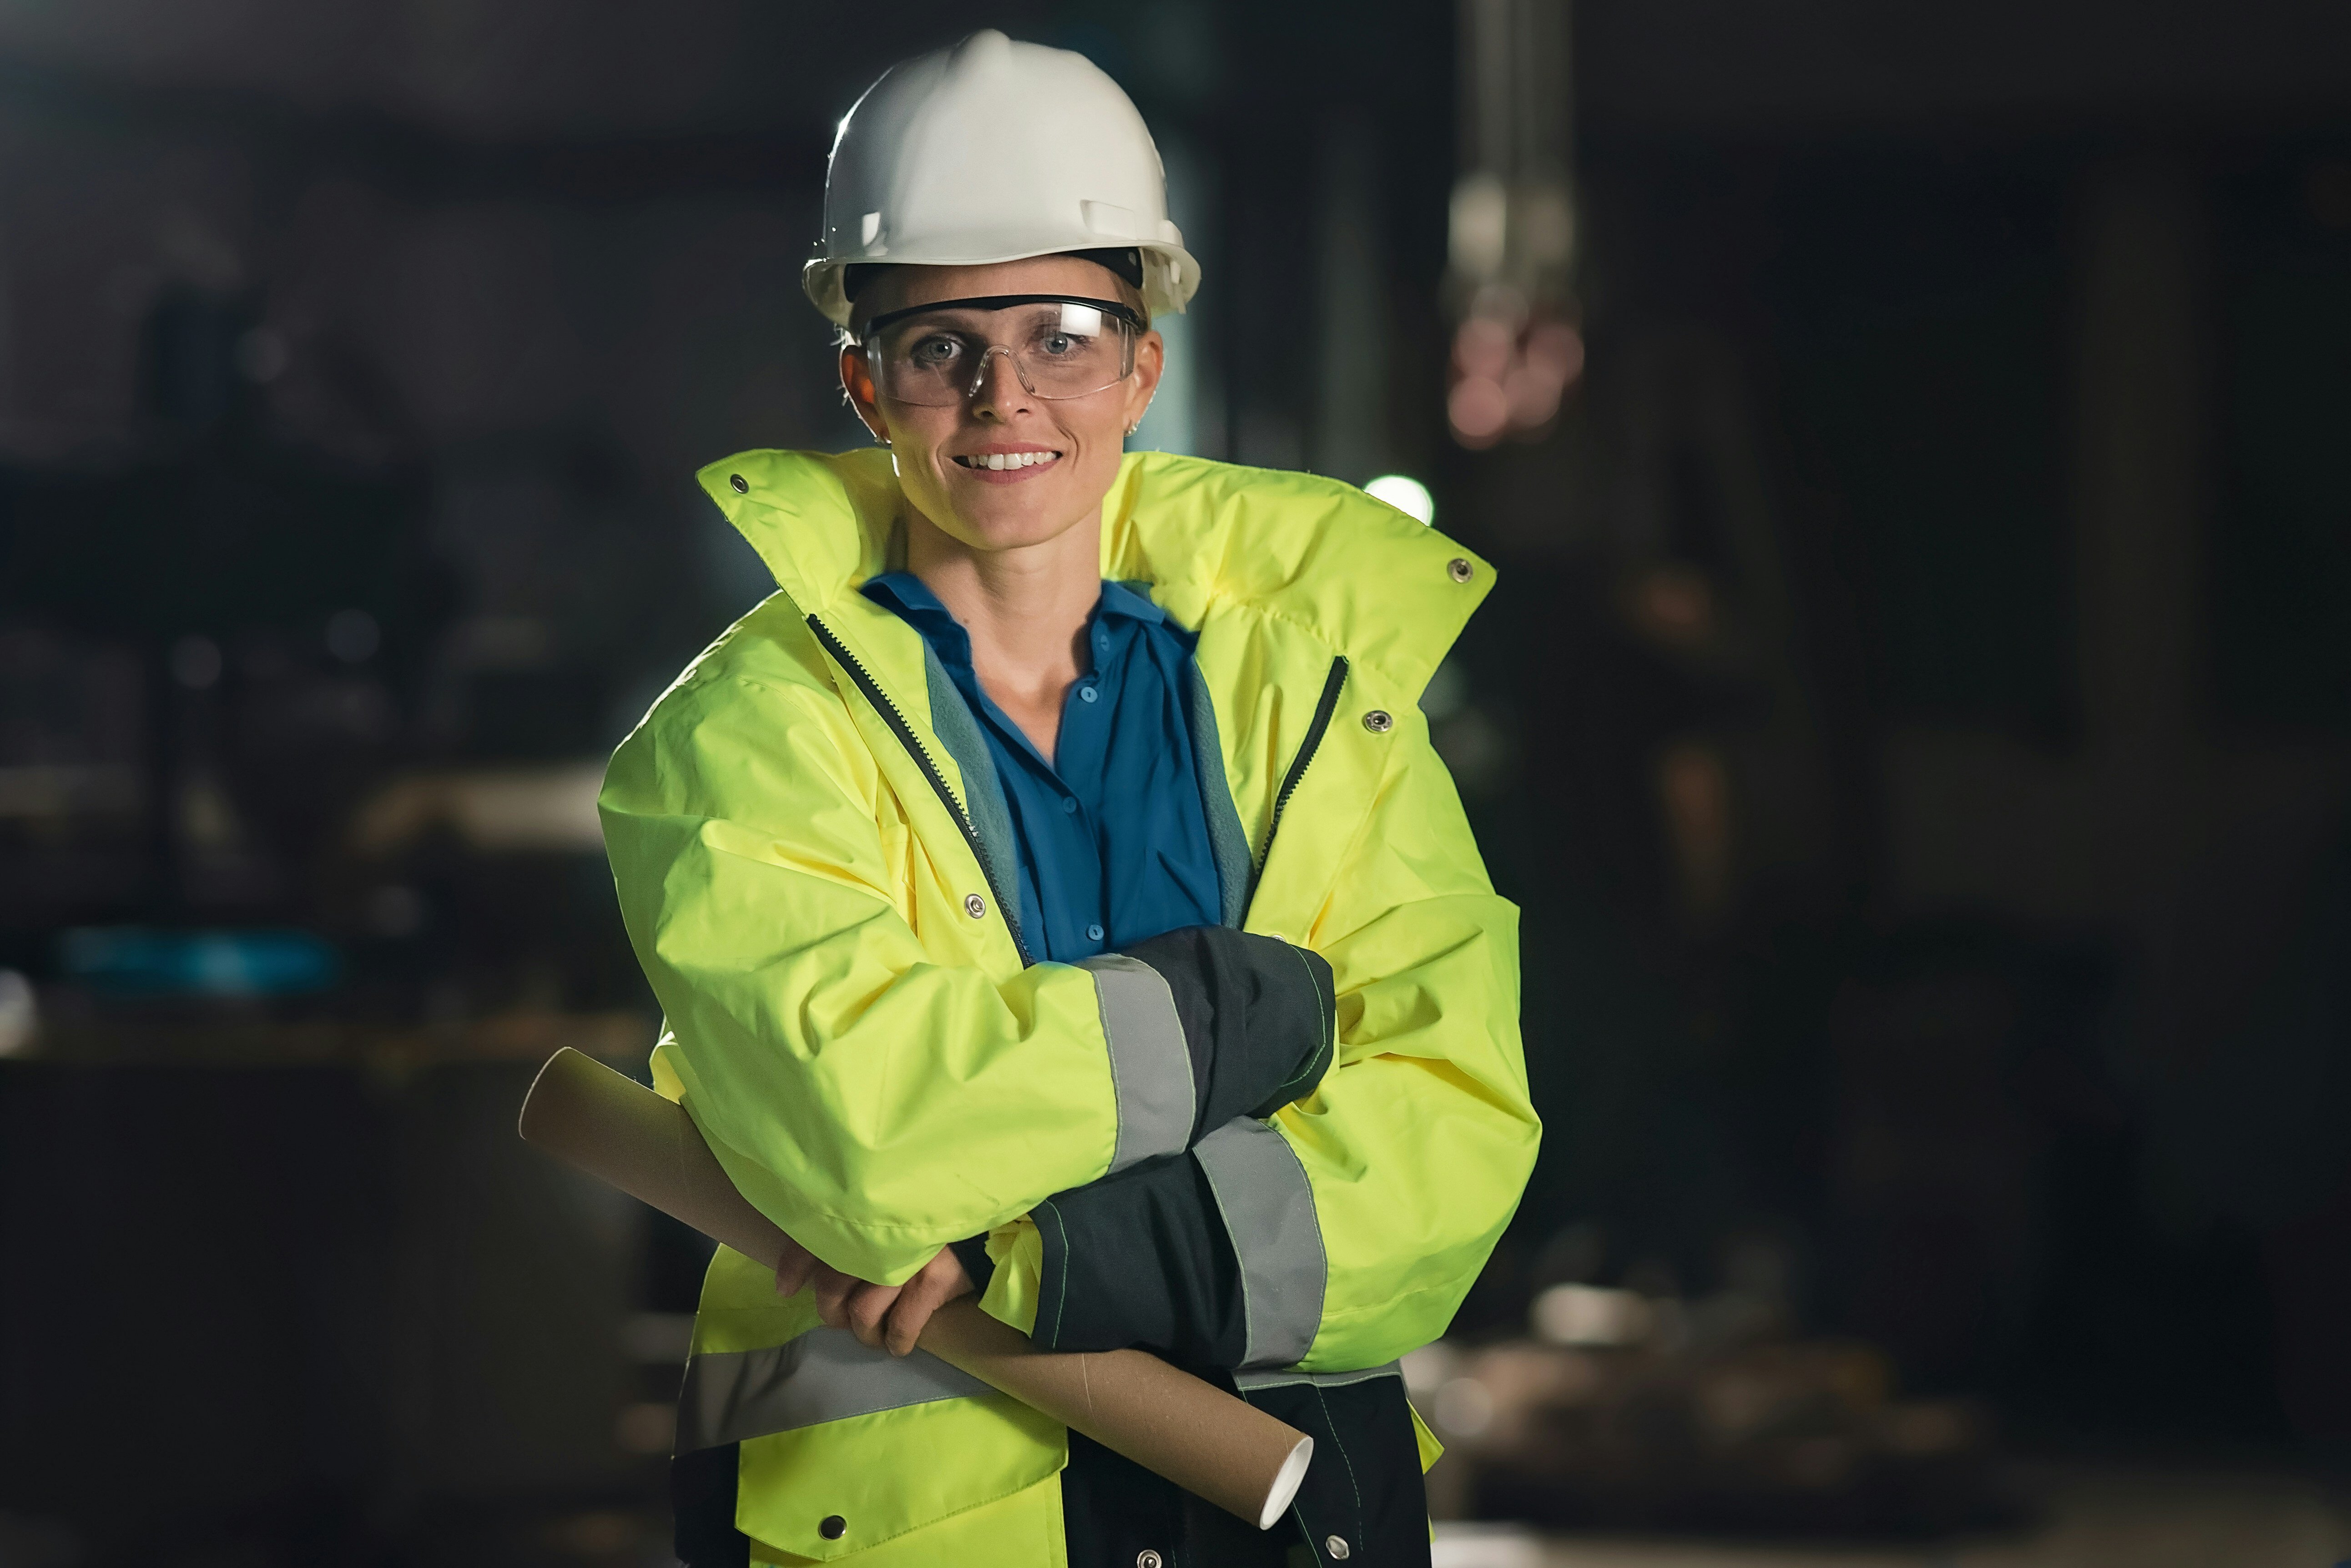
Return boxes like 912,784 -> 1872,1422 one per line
60,928 -> 341,997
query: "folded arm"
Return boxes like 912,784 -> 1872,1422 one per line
985,710 -> 1538,1372
604,646 -> 1348,1292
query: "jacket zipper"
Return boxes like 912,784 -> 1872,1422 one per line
1246,655 -> 1349,906
806,614 -> 1032,965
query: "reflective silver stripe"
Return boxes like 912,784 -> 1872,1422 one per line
674,1327 -> 989,1452
1193,1116 -> 1327,1369
1077,953 -> 1196,1172
1234,1360 -> 1401,1392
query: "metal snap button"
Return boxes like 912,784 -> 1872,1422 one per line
1325,1534 -> 1351,1559
818,1514 -> 846,1540
1448,556 -> 1473,582
964,893 -> 987,918
729,474 -> 749,494
1135,1553 -> 1163,1568
1362,709 -> 1393,733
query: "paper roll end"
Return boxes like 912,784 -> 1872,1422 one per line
1256,1437 -> 1314,1531
517,1047 -> 588,1144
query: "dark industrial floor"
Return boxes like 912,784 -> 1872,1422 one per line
1438,1463 -> 2351,1568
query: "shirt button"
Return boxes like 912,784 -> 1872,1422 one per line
1136,1553 -> 1163,1568
1062,797 -> 1079,814
1086,923 -> 1104,942
1325,1534 -> 1352,1558
1078,684 -> 1099,703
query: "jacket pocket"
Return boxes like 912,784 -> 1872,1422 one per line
735,1392 -> 1065,1561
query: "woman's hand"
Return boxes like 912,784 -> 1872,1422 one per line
776,1238 -> 975,1356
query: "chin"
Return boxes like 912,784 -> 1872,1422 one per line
950,501 -> 1087,554
932,472 -> 1102,552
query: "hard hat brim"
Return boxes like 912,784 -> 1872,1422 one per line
805,239 -> 1200,329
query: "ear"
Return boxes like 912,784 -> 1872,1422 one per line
1123,329 -> 1166,433
839,342 -> 890,443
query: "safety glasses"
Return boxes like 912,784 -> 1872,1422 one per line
861,294 -> 1142,407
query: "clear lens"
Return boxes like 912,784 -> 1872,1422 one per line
869,301 -> 1136,407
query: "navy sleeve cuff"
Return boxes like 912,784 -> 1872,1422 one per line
1047,930 -> 1336,1367
1081,927 -> 1336,1170
1030,1114 -> 1329,1371
1030,1152 -> 1247,1367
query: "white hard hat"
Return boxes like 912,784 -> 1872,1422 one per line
805,30 -> 1201,328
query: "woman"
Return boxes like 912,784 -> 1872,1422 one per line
600,30 -> 1538,1568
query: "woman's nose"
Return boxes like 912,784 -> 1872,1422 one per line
965,346 -> 1032,416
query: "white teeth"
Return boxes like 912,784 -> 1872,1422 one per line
962,451 -> 1059,470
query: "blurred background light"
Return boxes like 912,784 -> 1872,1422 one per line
0,969 -> 34,1055
1365,472 -> 1437,524
58,928 -> 341,998
1530,1282 -> 1654,1347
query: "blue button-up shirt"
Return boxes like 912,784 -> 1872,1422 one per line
861,572 -> 1225,962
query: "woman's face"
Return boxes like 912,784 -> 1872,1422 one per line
841,256 -> 1163,555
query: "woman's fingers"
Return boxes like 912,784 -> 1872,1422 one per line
883,1247 -> 977,1356
773,1237 -> 819,1299
845,1281 -> 901,1348
882,1276 -> 944,1356
811,1266 -> 858,1328
787,1246 -> 976,1351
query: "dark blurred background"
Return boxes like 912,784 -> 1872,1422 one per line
4,3 -> 2350,1564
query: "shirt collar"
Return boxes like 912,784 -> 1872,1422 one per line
1097,579 -> 1166,626
860,572 -> 1165,653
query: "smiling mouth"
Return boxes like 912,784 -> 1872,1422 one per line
954,450 -> 1062,471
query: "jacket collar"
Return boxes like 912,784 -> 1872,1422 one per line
698,446 -> 1492,696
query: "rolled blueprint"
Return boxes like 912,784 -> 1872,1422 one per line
517,1047 -> 1314,1530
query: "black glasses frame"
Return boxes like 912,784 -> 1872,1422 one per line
858,293 -> 1147,337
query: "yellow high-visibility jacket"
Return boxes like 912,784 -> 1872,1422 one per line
599,447 -> 1538,1565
